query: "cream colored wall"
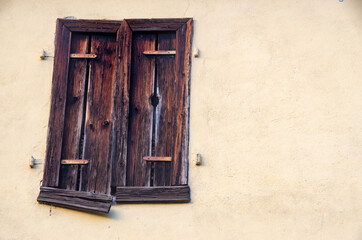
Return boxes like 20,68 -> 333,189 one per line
0,0 -> 362,239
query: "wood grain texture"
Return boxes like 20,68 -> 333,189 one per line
172,19 -> 193,185
126,32 -> 156,186
80,34 -> 117,194
115,185 -> 190,202
153,32 -> 176,186
37,187 -> 112,213
42,19 -> 71,187
59,33 -> 89,190
60,19 -> 122,33
111,21 -> 132,187
126,18 -> 190,31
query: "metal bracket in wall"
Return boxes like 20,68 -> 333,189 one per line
30,156 -> 43,168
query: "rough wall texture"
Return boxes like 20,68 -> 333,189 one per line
0,0 -> 361,239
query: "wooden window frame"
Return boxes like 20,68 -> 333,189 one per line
38,18 -> 192,213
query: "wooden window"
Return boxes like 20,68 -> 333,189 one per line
37,18 -> 193,213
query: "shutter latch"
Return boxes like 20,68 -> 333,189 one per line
143,156 -> 172,162
61,159 -> 89,165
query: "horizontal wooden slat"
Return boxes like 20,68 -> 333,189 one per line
37,187 -> 112,214
61,159 -> 89,165
143,156 -> 172,162
115,186 -> 190,203
126,18 -> 191,31
60,19 -> 122,33
143,50 -> 176,55
70,53 -> 97,59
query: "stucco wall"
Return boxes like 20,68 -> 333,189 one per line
1,0 -> 362,239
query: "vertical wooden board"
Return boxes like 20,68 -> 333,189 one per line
80,34 -> 117,194
126,32 -> 156,186
59,33 -> 89,190
42,20 -> 71,187
153,32 -> 176,186
111,22 -> 132,187
171,20 -> 192,185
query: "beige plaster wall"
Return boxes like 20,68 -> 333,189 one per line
0,0 -> 362,239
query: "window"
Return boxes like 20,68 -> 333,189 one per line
37,18 -> 193,213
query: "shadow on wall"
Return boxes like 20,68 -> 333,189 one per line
349,0 -> 362,20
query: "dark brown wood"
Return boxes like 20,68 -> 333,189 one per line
126,32 -> 156,186
42,19 -> 71,187
37,187 -> 112,213
143,50 -> 176,55
61,159 -> 89,165
111,21 -> 132,187
60,19 -> 122,33
115,185 -> 190,202
70,53 -> 97,59
143,156 -> 172,162
40,18 -> 193,211
153,32 -> 176,186
80,33 -> 117,194
171,19 -> 192,185
59,33 -> 89,190
126,18 -> 190,31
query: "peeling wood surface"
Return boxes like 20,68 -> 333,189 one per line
126,32 -> 156,186
81,33 -> 117,194
171,19 -> 192,185
38,187 -> 112,213
43,19 -> 71,187
153,32 -> 176,186
111,21 -> 132,187
59,33 -> 89,190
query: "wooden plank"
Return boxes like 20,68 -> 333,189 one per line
115,185 -> 190,202
59,33 -> 89,190
80,33 -> 117,194
61,159 -> 89,165
70,53 -> 97,59
111,21 -> 132,187
60,19 -> 122,33
126,18 -> 190,31
126,32 -> 156,186
171,19 -> 193,185
153,32 -> 176,186
143,156 -> 172,162
42,19 -> 71,187
37,187 -> 112,213
143,50 -> 176,55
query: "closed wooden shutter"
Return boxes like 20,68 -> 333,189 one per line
38,18 -> 193,213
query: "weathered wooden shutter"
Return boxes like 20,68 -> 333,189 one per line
38,19 -> 122,213
38,18 -> 193,213
112,19 -> 193,202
